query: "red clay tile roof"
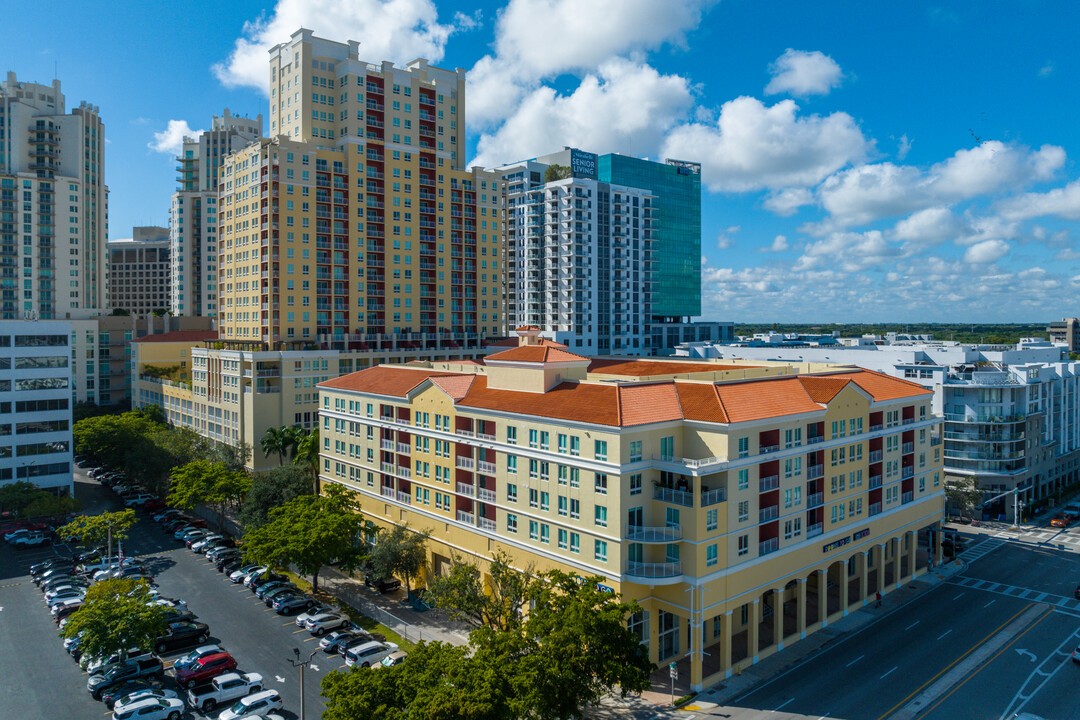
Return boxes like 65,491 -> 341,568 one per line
485,345 -> 589,363
457,375 -> 622,425
486,337 -> 568,348
322,366 -> 930,427
133,330 -> 218,343
515,325 -> 542,331
319,366 -> 462,398
588,358 -> 757,376
428,375 -> 476,401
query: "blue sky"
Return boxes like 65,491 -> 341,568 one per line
5,0 -> 1080,323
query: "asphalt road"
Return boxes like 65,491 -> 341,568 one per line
0,466 -> 345,720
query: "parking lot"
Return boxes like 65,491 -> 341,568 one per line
0,467 -> 342,719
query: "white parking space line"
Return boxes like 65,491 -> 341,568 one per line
905,621 -> 920,630
937,629 -> 952,640
774,698 -> 795,712
984,599 -> 996,608
845,654 -> 864,667
881,666 -> 897,679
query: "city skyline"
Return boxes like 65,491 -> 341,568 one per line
3,1 -> 1079,322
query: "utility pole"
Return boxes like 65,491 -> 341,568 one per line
288,648 -> 317,720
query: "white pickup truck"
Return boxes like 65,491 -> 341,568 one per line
12,531 -> 49,549
185,671 -> 264,713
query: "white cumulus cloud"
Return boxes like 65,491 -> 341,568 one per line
963,239 -> 1010,264
663,97 -> 870,193
765,49 -> 844,97
213,0 -> 455,94
467,0 -> 711,126
149,120 -> 203,155
999,179 -> 1080,221
470,59 -> 694,169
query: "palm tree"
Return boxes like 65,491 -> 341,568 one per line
293,428 -> 321,494
259,426 -> 290,466
283,425 -> 307,463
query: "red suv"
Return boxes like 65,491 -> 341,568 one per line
174,651 -> 237,688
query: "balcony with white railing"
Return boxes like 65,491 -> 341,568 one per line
380,439 -> 394,451
455,456 -> 475,470
807,464 -> 824,479
476,487 -> 496,502
902,491 -> 914,504
807,436 -> 825,445
455,429 -> 475,438
701,487 -> 726,507
807,523 -> 823,538
650,454 -> 724,469
869,502 -> 882,516
477,460 -> 497,475
902,467 -> 914,479
380,462 -> 396,475
395,490 -> 411,504
869,474 -> 883,489
625,525 -> 683,543
869,450 -> 883,463
478,516 -> 496,531
902,442 -> 914,454
380,486 -> 395,500
760,444 -> 781,454
396,442 -> 410,454
394,418 -> 411,426
903,418 -> 915,425
759,475 -> 780,492
807,492 -> 823,509
759,538 -> 779,556
456,510 -> 474,524
456,481 -> 475,497
476,432 -> 497,442
653,486 -> 694,507
625,561 -> 682,579
759,506 -> 779,523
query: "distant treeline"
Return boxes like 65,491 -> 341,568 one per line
734,323 -> 1049,345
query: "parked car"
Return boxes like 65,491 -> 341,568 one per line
319,630 -> 366,654
173,651 -> 237,689
110,696 -> 183,720
100,680 -> 170,710
336,634 -> 380,657
219,558 -> 245,574
230,565 -> 266,584
373,649 -> 408,670
153,509 -> 182,523
216,689 -> 283,720
154,620 -> 211,654
189,534 -> 222,552
1062,502 -> 1080,519
186,671 -> 264,714
51,598 -> 84,617
176,528 -> 208,543
273,594 -> 315,615
305,612 -> 351,636
200,538 -> 235,555
207,546 -> 240,562
295,602 -> 335,628
249,572 -> 287,592
172,644 -> 225,671
46,589 -> 86,608
344,641 -> 399,668
110,687 -> 180,714
84,649 -> 154,675
364,574 -> 402,593
31,557 -> 73,576
44,584 -> 87,602
256,581 -> 296,601
124,494 -> 155,508
12,531 -> 50,549
87,657 -> 165,700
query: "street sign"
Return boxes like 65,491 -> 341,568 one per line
669,662 -> 678,679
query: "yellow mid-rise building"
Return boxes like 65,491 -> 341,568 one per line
316,329 -> 945,690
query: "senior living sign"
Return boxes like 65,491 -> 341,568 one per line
822,527 -> 870,554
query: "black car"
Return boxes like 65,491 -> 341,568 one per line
262,585 -> 299,606
31,557 -> 73,576
154,620 -> 210,654
87,657 -> 164,700
161,607 -> 197,624
364,574 -> 402,593
163,517 -> 193,532
337,633 -> 379,656
249,573 -> 287,593
218,558 -> 244,574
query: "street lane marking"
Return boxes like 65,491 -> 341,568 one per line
937,630 -> 952,640
774,698 -> 794,712
874,603 -> 1035,720
906,621 -> 920,630
845,655 -> 863,667
918,606 -> 1052,718
984,600 -> 995,608
880,666 -> 897,679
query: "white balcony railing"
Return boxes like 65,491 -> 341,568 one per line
455,456 -> 475,470
478,516 -> 496,531
476,487 -> 496,503
380,439 -> 394,451
701,487 -> 726,506
625,561 -> 682,578
396,442 -> 410,454
759,506 -> 779,523
759,475 -> 780,492
807,492 -> 823,509
653,486 -> 694,507
395,490 -> 410,504
807,464 -> 824,479
456,510 -> 475,525
625,525 -> 683,542
807,523 -> 823,538
759,538 -> 779,556
456,481 -> 475,497
477,460 -> 497,475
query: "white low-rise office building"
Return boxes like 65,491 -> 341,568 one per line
0,320 -> 73,494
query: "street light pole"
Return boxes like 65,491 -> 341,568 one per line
288,647 -> 317,720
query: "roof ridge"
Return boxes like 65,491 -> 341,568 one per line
615,385 -> 624,426
712,382 -> 729,423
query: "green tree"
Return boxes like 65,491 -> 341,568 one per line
293,428 -> 321,493
321,641 -> 511,720
0,481 -> 53,514
425,550 -> 533,631
56,509 -> 138,549
167,460 -> 250,531
239,464 -> 313,529
259,425 -> 292,466
61,578 -> 167,669
542,164 -> 572,183
241,484 -> 367,592
946,475 -> 982,518
134,403 -> 167,424
367,524 -> 430,596
23,492 -> 80,519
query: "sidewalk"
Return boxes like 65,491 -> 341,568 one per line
627,557 -> 969,714
318,565 -> 471,647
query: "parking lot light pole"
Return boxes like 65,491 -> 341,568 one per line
288,647 -> 318,720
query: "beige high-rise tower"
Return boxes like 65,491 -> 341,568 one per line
0,71 -> 107,318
